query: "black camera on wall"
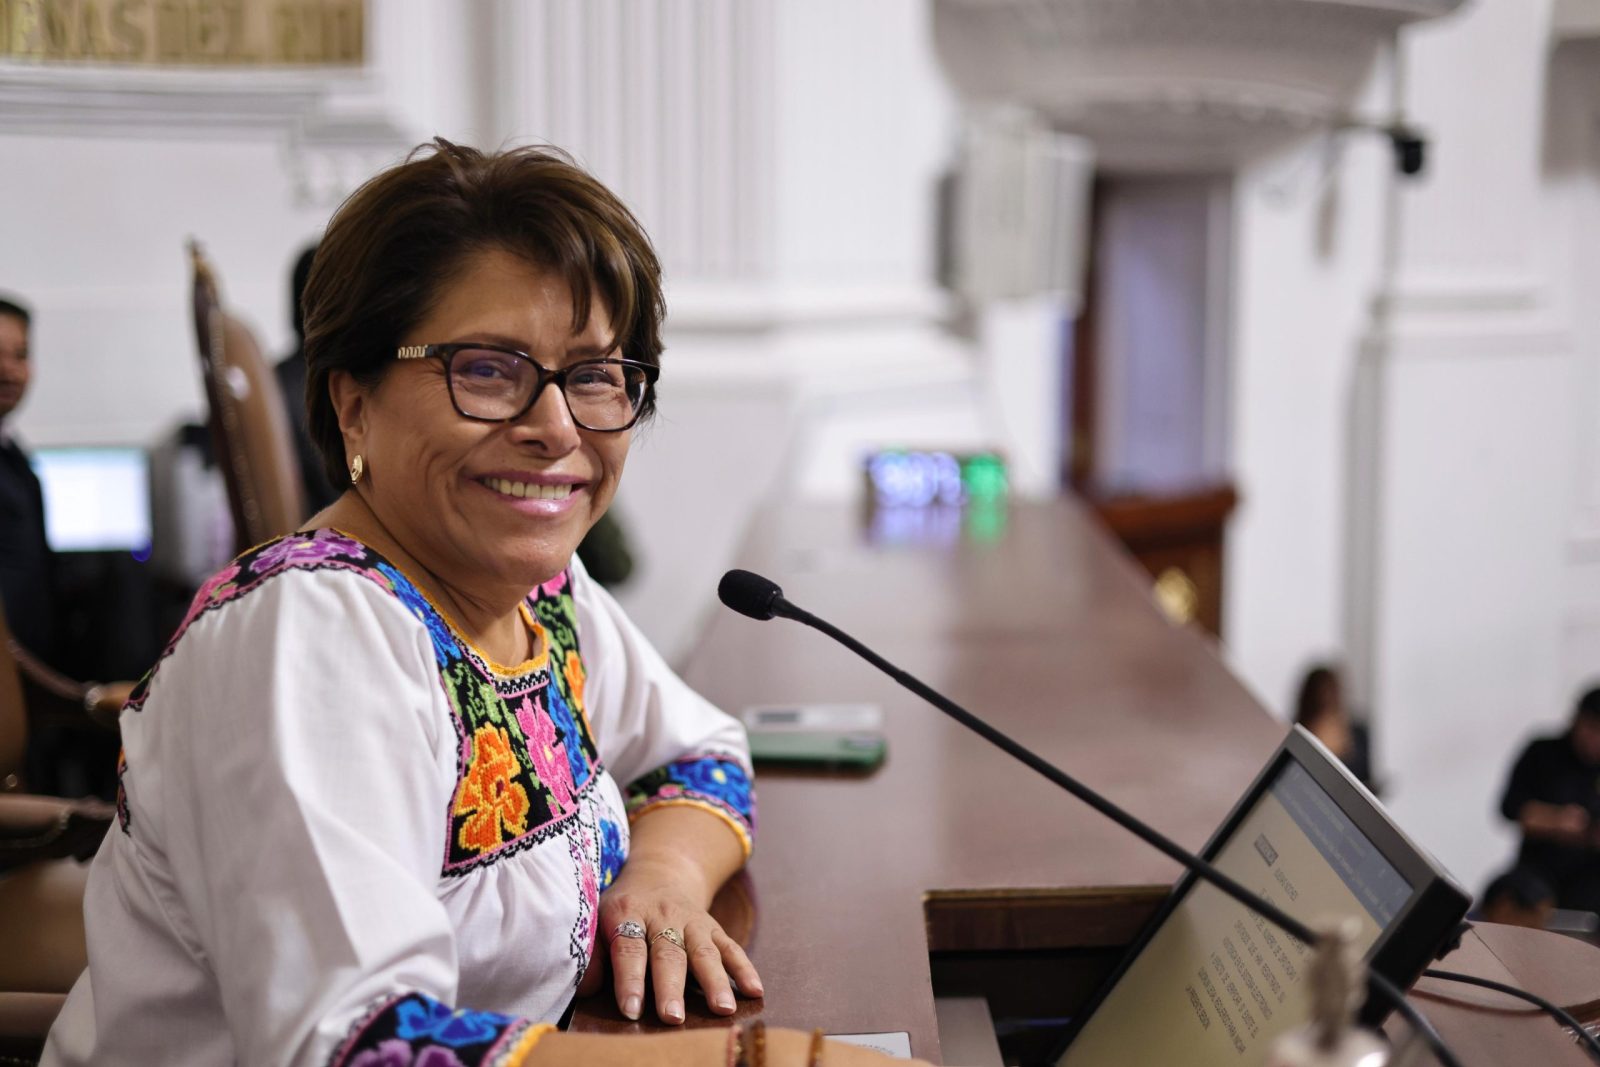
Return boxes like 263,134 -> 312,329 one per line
1388,125 -> 1427,177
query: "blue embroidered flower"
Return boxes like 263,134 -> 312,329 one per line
545,683 -> 590,790
668,757 -> 753,816
392,996 -> 513,1048
599,818 -> 626,889
378,563 -> 459,665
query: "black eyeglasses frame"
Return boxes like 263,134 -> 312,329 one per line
395,342 -> 659,433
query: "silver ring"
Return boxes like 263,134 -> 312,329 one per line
612,920 -> 647,941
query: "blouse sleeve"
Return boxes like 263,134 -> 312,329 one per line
133,572 -> 545,1067
569,556 -> 756,857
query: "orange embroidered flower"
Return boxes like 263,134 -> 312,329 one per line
454,724 -> 531,855
563,650 -> 586,711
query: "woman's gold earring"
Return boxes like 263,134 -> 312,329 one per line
349,454 -> 365,485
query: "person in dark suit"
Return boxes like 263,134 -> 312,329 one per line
0,294 -> 57,664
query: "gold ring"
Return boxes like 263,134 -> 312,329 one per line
651,927 -> 686,951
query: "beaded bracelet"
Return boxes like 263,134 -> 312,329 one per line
807,1028 -> 826,1067
748,1020 -> 767,1067
727,1023 -> 745,1067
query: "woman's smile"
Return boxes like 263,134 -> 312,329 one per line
472,470 -> 590,514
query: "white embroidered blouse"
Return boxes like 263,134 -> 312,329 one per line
42,529 -> 755,1067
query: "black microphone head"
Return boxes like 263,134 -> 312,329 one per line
718,569 -> 786,621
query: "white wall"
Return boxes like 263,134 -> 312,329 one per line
1225,0 -> 1600,896
490,0 -> 1069,657
4,135 -> 326,448
1225,116 -> 1391,721
1362,0 -> 1584,895
0,3 -> 484,450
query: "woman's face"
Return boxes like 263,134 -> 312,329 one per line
343,248 -> 632,592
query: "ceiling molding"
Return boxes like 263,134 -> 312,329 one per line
932,0 -> 1467,171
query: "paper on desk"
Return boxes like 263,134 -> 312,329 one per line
828,1032 -> 912,1058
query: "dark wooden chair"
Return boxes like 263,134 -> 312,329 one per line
190,240 -> 307,554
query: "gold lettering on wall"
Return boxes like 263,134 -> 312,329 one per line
0,0 -> 363,65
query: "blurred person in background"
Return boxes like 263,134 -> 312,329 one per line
44,141 -> 922,1067
0,295 -> 134,799
1293,663 -> 1374,790
1499,686 -> 1600,913
274,243 -> 341,514
0,293 -> 57,664
1476,866 -> 1557,929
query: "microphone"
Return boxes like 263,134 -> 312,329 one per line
717,569 -> 800,622
716,569 -> 1461,1067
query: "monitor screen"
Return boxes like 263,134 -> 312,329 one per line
31,446 -> 153,553
1055,729 -> 1465,1067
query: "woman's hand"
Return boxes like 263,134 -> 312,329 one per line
578,806 -> 762,1022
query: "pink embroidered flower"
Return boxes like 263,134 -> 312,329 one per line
248,528 -> 364,574
578,831 -> 600,953
537,570 -> 569,597
177,563 -> 241,633
516,694 -> 575,816
350,1040 -> 466,1067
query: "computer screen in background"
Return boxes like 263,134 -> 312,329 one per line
1055,729 -> 1466,1067
31,446 -> 153,554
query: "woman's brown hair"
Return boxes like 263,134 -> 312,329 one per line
301,138 -> 664,490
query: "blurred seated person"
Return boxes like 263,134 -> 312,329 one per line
1476,866 -> 1556,929
1294,664 -> 1374,789
1499,686 -> 1600,913
44,141 -> 921,1067
0,294 -> 58,665
274,243 -> 341,514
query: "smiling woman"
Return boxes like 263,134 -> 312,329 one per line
40,141 -> 922,1067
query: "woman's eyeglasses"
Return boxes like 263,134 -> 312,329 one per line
396,343 -> 658,432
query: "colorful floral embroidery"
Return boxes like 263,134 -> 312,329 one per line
329,994 -> 540,1067
454,725 -> 532,856
378,562 -> 460,666
598,818 -> 625,890
250,528 -> 365,574
561,651 -> 586,713
121,531 -> 607,880
570,820 -> 600,974
430,567 -> 604,875
349,1039 -> 465,1067
517,695 -> 576,818
625,755 -> 756,854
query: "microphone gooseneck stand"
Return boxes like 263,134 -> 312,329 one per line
717,569 -> 1463,1067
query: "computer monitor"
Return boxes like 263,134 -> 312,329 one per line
1053,727 -> 1469,1066
30,446 -> 153,554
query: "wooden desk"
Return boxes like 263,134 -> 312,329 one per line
572,500 -> 1600,1064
